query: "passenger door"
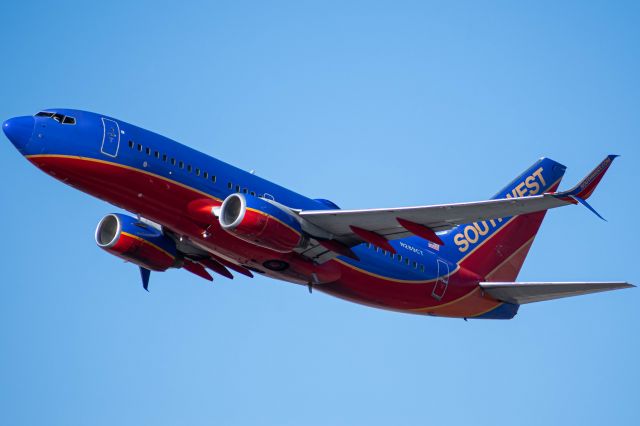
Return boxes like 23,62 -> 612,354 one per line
432,259 -> 449,300
101,117 -> 120,157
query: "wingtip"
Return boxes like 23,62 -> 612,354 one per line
552,155 -> 618,204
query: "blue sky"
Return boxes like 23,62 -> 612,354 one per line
1,1 -> 639,425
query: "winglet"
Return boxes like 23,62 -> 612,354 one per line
552,155 -> 618,200
550,155 -> 618,220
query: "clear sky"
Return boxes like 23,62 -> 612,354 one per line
1,1 -> 639,425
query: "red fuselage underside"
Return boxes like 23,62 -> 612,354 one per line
29,154 -> 528,318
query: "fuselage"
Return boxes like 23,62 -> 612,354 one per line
4,109 -> 523,319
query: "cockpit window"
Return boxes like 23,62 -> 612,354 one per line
34,111 -> 76,125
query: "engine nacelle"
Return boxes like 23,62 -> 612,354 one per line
219,193 -> 303,253
95,213 -> 177,271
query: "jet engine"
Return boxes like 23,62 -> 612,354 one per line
95,213 -> 178,271
218,193 -> 304,252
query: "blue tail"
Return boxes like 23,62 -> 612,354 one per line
439,158 -> 567,281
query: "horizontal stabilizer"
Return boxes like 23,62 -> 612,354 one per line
480,281 -> 634,304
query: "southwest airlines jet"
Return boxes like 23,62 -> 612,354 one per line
3,109 -> 633,319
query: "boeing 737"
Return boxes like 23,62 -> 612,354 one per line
3,109 -> 633,319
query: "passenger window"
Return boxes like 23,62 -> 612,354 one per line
235,185 -> 240,192
397,255 -> 402,262
128,141 -> 134,148
196,168 -> 200,176
420,264 -> 425,272
171,158 -> 176,166
179,161 -> 184,169
242,188 -> 248,194
145,147 -> 151,155
154,151 -> 159,158
211,175 -> 217,183
250,191 -> 256,196
137,144 -> 142,152
227,182 -> 232,189
187,165 -> 192,172
203,171 -> 208,179
162,154 -> 167,162
413,261 -> 418,269
405,258 -> 410,265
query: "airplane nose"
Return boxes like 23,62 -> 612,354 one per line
3,116 -> 35,152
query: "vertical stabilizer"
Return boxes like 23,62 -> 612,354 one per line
439,158 -> 567,281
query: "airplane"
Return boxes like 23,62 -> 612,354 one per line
2,109 -> 633,319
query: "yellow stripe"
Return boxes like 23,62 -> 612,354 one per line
121,231 -> 175,260
30,154 -> 302,236
334,257 -> 459,284
457,175 -> 563,265
246,207 -> 302,238
33,153 -> 558,317
484,235 -> 536,280
469,302 -> 504,318
409,286 -> 482,313
26,154 -> 222,202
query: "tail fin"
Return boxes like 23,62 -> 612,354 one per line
439,158 -> 567,281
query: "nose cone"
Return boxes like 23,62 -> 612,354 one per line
3,116 -> 35,152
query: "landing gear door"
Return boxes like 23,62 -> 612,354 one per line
432,259 -> 449,300
101,117 -> 120,157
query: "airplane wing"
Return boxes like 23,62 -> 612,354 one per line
479,282 -> 634,304
296,155 -> 617,261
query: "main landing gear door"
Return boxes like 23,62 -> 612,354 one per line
101,118 -> 120,157
432,259 -> 449,300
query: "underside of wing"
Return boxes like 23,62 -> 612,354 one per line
299,194 -> 565,238
480,282 -> 634,304
294,155 -> 617,262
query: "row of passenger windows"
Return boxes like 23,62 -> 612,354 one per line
127,140 -> 259,196
365,243 -> 426,272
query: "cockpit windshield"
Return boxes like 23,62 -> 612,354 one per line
35,111 -> 76,125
